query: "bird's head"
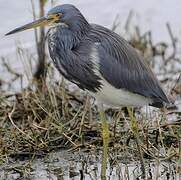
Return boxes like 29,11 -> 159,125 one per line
5,4 -> 89,36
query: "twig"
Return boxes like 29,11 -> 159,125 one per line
8,103 -> 33,140
79,96 -> 89,136
165,23 -> 177,64
1,57 -> 22,78
30,0 -> 38,50
125,10 -> 133,32
62,132 -> 77,147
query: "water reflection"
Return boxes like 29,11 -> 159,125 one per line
0,150 -> 179,180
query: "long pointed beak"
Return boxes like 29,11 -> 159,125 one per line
5,16 -> 50,36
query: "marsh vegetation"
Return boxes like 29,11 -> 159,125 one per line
0,1 -> 180,179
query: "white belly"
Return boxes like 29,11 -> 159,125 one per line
93,80 -> 153,107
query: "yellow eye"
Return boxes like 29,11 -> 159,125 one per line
54,13 -> 62,20
48,14 -> 61,22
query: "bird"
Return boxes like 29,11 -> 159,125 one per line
6,4 -> 170,179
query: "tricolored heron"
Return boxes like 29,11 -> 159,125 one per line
6,4 -> 170,179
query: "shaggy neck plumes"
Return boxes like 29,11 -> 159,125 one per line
47,13 -> 90,50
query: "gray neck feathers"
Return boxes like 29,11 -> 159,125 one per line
47,17 -> 90,50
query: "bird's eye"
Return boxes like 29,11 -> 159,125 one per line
56,13 -> 62,18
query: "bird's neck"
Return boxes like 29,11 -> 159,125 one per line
47,23 -> 90,50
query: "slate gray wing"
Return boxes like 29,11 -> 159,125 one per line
90,24 -> 169,107
48,35 -> 102,93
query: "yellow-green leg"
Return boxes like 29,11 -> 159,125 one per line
127,107 -> 145,178
99,110 -> 109,180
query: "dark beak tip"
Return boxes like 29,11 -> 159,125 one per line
5,30 -> 16,36
5,32 -> 10,36
5,29 -> 21,36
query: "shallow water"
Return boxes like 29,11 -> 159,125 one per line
0,150 -> 180,180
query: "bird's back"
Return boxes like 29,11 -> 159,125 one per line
47,22 -> 169,108
86,24 -> 170,108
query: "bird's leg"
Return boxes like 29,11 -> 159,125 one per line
127,107 -> 145,178
99,110 -> 109,180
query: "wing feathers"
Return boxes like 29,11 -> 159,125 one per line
90,24 -> 169,107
